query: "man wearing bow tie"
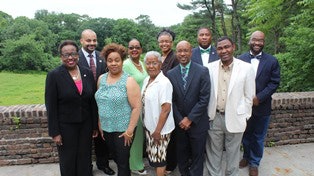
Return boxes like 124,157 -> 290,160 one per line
78,29 -> 115,175
238,31 -> 280,176
191,27 -> 219,66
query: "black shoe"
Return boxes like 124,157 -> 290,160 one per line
99,166 -> 115,175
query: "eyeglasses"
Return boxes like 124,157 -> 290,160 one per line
145,62 -> 159,66
128,46 -> 141,50
61,52 -> 79,58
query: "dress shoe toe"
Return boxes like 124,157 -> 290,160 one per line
102,167 -> 115,175
239,158 -> 248,168
249,167 -> 258,176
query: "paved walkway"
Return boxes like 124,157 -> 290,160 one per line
0,143 -> 313,176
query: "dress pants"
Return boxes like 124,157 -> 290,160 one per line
103,131 -> 131,176
176,127 -> 207,176
242,115 -> 271,167
204,113 -> 243,176
58,119 -> 93,176
166,129 -> 177,171
94,134 -> 110,169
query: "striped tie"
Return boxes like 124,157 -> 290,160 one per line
88,54 -> 96,80
182,67 -> 187,90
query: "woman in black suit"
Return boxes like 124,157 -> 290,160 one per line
45,40 -> 98,176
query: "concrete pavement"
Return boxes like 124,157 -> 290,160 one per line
0,143 -> 313,176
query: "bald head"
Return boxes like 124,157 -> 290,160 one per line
176,40 -> 192,66
80,29 -> 97,53
249,30 -> 265,55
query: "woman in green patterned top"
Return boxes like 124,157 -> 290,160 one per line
123,39 -> 148,175
95,43 -> 141,176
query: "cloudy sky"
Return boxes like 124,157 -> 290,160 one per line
0,0 -> 194,26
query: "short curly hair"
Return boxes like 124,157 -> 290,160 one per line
100,43 -> 128,62
157,28 -> 176,41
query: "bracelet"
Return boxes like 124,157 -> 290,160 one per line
125,131 -> 133,137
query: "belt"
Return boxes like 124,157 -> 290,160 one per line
216,109 -> 225,115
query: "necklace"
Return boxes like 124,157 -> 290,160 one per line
71,66 -> 80,80
131,59 -> 141,67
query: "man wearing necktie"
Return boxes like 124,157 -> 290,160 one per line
78,29 -> 115,175
238,31 -> 280,176
167,40 -> 210,176
191,27 -> 219,66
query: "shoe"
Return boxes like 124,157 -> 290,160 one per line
249,167 -> 258,176
99,166 -> 115,175
239,158 -> 248,168
131,169 -> 148,175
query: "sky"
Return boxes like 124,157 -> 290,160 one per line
0,0 -> 194,27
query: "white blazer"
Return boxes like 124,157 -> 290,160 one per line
207,58 -> 255,133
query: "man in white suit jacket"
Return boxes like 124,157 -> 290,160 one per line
204,36 -> 255,176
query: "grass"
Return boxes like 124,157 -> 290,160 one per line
0,71 -> 46,106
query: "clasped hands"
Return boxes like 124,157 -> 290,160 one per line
179,117 -> 192,130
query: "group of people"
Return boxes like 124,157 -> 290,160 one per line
45,27 -> 280,176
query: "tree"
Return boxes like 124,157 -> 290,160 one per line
0,34 -> 50,71
276,0 -> 314,91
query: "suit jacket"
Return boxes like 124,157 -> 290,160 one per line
207,58 -> 255,133
167,62 -> 210,134
78,49 -> 107,82
191,46 -> 219,65
45,65 -> 98,137
238,52 -> 280,116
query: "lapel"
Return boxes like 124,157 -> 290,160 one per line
184,62 -> 195,93
79,49 -> 89,67
256,53 -> 267,78
60,65 -> 81,95
228,58 -> 239,96
95,52 -> 104,76
211,61 -> 220,100
173,66 -> 186,95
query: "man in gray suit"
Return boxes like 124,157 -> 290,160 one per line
78,29 -> 114,175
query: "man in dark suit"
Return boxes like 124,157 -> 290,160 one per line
78,29 -> 115,175
238,31 -> 280,176
191,27 -> 219,65
167,40 -> 210,176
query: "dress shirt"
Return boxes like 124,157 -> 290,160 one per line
200,46 -> 212,66
250,51 -> 261,77
81,48 -> 97,67
217,61 -> 234,112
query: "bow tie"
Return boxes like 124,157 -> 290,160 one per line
201,48 -> 210,54
250,54 -> 262,60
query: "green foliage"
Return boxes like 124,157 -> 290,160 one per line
0,72 -> 46,105
11,116 -> 21,130
0,34 -> 47,71
0,1 -> 313,92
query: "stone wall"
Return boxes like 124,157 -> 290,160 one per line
0,92 -> 313,166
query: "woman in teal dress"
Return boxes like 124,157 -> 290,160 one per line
123,39 -> 148,175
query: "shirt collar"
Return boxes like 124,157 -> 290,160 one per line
82,48 -> 95,58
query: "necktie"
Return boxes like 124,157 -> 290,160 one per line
201,48 -> 210,54
182,67 -> 188,90
89,54 -> 96,80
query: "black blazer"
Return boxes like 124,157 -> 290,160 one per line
45,65 -> 98,137
167,62 -> 211,134
78,49 -> 107,82
191,46 -> 219,65
238,52 -> 280,116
